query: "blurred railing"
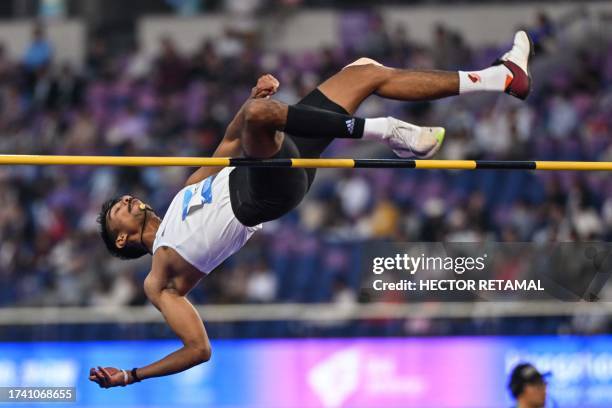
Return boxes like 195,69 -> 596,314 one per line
0,301 -> 608,325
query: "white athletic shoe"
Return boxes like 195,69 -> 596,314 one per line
384,117 -> 445,159
495,30 -> 534,100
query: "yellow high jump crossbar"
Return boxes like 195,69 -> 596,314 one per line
0,155 -> 611,171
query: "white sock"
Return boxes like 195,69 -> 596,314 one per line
363,117 -> 391,141
458,65 -> 513,94
363,117 -> 422,142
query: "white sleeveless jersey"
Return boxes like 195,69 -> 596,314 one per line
152,167 -> 262,274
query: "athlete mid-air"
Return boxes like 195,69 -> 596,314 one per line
89,32 -> 533,387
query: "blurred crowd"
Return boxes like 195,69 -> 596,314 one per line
0,9 -> 611,338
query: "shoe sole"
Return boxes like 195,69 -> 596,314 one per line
517,31 -> 535,100
526,31 -> 535,97
414,128 -> 445,159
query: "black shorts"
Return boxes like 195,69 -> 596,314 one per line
229,89 -> 349,226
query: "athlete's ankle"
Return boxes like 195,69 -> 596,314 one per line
363,117 -> 423,143
363,117 -> 392,141
458,65 -> 512,94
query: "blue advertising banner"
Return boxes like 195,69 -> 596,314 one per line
0,336 -> 611,407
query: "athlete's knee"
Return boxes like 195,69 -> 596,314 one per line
342,57 -> 390,86
243,99 -> 268,126
243,98 -> 285,128
343,57 -> 384,70
241,99 -> 284,157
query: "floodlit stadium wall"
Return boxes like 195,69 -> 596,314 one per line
1,336 -> 611,408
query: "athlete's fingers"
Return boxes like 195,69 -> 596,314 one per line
269,75 -> 280,87
95,370 -> 106,384
263,74 -> 279,87
97,367 -> 113,387
261,85 -> 277,94
257,75 -> 279,90
98,366 -> 112,382
253,89 -> 273,99
93,370 -> 106,387
253,90 -> 266,98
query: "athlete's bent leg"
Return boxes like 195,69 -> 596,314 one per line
239,97 -> 362,158
239,98 -> 287,159
231,96 -> 437,227
319,60 -> 459,115
318,31 -> 533,115
230,100 -> 309,227
239,96 -> 442,160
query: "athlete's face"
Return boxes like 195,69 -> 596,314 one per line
106,195 -> 149,249
520,381 -> 547,408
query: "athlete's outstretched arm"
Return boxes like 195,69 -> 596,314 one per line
184,74 -> 279,186
89,272 -> 211,388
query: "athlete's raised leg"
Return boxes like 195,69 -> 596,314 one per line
318,58 -> 457,115
318,30 -> 533,115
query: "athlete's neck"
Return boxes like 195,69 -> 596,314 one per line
140,213 -> 162,254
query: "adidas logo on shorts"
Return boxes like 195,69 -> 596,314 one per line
345,118 -> 355,135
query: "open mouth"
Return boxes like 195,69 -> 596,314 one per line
131,198 -> 147,214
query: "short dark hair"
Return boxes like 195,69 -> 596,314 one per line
508,363 -> 549,398
97,196 -> 148,260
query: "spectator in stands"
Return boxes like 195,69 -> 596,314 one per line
154,35 -> 188,94
23,24 -> 53,71
246,261 -> 277,303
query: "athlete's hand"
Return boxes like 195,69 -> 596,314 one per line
251,74 -> 280,99
89,366 -> 131,388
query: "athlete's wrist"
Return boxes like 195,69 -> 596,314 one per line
129,367 -> 141,384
